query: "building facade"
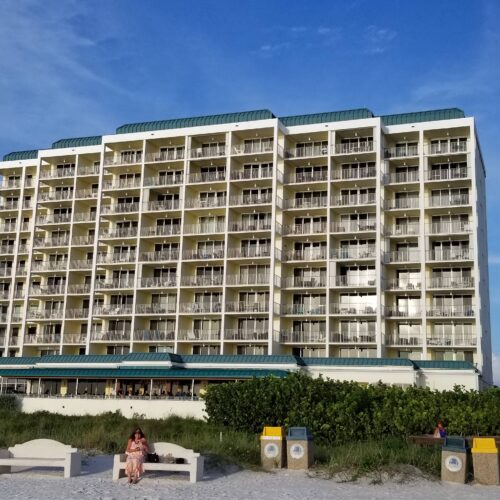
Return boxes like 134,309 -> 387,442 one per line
0,108 -> 493,384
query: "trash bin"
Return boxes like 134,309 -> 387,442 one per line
260,426 -> 286,469
441,436 -> 468,483
471,438 -> 500,485
286,427 -> 314,470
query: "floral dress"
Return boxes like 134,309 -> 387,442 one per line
125,439 -> 147,479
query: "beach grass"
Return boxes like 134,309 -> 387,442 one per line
0,408 -> 440,477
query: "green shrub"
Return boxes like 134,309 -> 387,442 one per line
0,395 -> 18,412
204,373 -> 500,444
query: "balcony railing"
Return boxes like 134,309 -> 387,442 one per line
183,249 -> 225,260
330,332 -> 376,343
385,223 -> 420,236
332,167 -> 377,180
331,247 -> 376,260
137,277 -> 177,288
0,224 -> 17,232
230,167 -> 274,180
24,334 -> 62,344
40,168 -> 76,179
143,200 -> 181,212
332,276 -> 376,287
330,221 -> 376,233
31,261 -> 68,271
179,302 -> 222,313
285,145 -> 328,158
189,146 -> 227,159
225,330 -> 269,341
33,237 -> 70,248
383,171 -> 419,184
427,306 -> 474,317
36,214 -> 72,224
96,252 -> 136,264
101,202 -> 140,214
428,277 -> 474,289
426,141 -> 468,155
135,303 -> 176,314
0,268 -> 12,277
38,190 -> 74,201
144,174 -> 184,187
225,302 -> 269,313
428,194 -> 469,207
226,274 -> 271,286
91,330 -> 132,341
331,304 -> 376,315
65,308 -> 90,319
279,330 -> 326,343
104,153 -> 143,166
284,197 -> 328,209
332,194 -> 376,206
187,171 -> 226,183
180,275 -> 224,286
427,222 -> 472,234
177,330 -> 221,341
93,305 -> 134,315
384,306 -> 421,318
287,171 -> 329,183
385,279 -> 421,291
63,334 -> 88,344
94,279 -> 135,290
139,250 -> 179,262
384,145 -> 419,158
183,223 -> 225,234
384,250 -> 420,263
66,284 -> 91,294
280,304 -> 326,315
0,202 -> 19,210
282,249 -> 326,261
102,178 -> 142,189
71,235 -> 95,245
141,225 -> 181,237
0,245 -> 15,254
230,221 -> 271,232
0,179 -> 22,189
73,212 -> 96,222
384,198 -> 419,210
282,223 -> 326,235
385,335 -> 421,346
281,277 -> 327,288
69,259 -> 94,269
144,150 -> 185,162
184,197 -> 226,209
334,142 -> 374,154
427,249 -> 472,261
427,335 -> 476,346
427,168 -> 470,181
232,143 -> 274,155
226,247 -> 271,259
78,164 -> 101,176
27,309 -> 64,319
134,330 -> 175,341
230,194 -> 273,206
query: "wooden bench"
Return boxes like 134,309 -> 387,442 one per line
0,439 -> 81,478
113,442 -> 204,483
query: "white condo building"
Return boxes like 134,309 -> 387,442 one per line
0,108 -> 493,385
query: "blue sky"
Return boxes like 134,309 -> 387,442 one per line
1,0 -> 499,382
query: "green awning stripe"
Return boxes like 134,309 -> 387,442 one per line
381,108 -> 465,125
280,109 -> 373,126
51,136 -> 102,149
2,150 -> 38,161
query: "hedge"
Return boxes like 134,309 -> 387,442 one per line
204,373 -> 500,444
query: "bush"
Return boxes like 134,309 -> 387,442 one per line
0,395 -> 18,412
204,373 -> 500,444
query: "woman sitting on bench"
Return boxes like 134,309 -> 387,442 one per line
125,427 -> 149,484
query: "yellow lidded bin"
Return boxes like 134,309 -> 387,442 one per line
260,427 -> 286,469
471,438 -> 499,485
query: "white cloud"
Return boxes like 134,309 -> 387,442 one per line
492,353 -> 500,386
364,25 -> 396,54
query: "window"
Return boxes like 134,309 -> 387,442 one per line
107,345 -> 130,355
237,345 -> 268,355
192,345 -> 220,355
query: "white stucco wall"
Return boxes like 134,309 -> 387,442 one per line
19,397 -> 207,420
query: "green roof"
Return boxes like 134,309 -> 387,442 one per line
123,352 -> 182,363
381,108 -> 465,126
2,150 -> 38,161
116,109 -> 275,134
0,367 -> 288,379
413,360 -> 477,371
301,357 -> 414,367
51,136 -> 102,149
280,109 -> 373,126
180,354 -> 301,365
0,356 -> 39,366
24,354 -> 127,365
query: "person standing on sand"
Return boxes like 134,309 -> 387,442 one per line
125,427 -> 149,484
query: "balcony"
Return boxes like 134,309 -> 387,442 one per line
282,277 -> 326,288
0,245 -> 15,255
183,249 -> 224,260
38,191 -> 74,202
427,168 -> 470,181
65,308 -> 90,319
332,166 -> 377,180
69,259 -> 93,270
282,249 -> 326,261
36,214 -> 72,224
0,179 -> 22,189
94,279 -> 135,290
428,194 -> 469,207
73,212 -> 96,222
332,193 -> 376,206
231,142 -> 274,155
0,224 -> 17,233
177,329 -> 221,341
426,141 -> 468,155
230,221 -> 271,232
384,144 -> 419,158
101,202 -> 140,214
137,277 -> 177,288
134,330 -> 175,342
330,332 -> 376,343
104,153 -> 142,166
0,268 -> 12,277
226,247 -> 271,259
384,306 -> 421,318
331,304 -> 376,315
331,246 -> 376,260
179,302 -> 222,313
189,145 -> 227,159
383,171 -> 419,184
282,222 -> 326,236
385,223 -> 420,236
225,330 -> 268,341
141,225 -> 181,237
71,235 -> 95,246
91,330 -> 132,341
0,202 -> 19,211
226,302 -> 269,313
287,171 -> 329,183
427,249 -> 472,262
280,304 -> 326,315
330,221 -> 376,233
285,145 -> 328,159
184,197 -> 226,209
27,309 -> 64,319
180,275 -> 224,286
31,261 -> 68,271
331,276 -> 376,287
385,335 -> 421,346
144,150 -> 185,163
279,330 -> 326,343
139,250 -> 179,262
102,178 -> 142,189
143,200 -> 181,212
63,334 -> 87,344
40,167 -> 76,179
384,250 -> 420,263
226,274 -> 271,286
334,141 -> 374,155
187,171 -> 226,184
78,164 -> 101,176
427,222 -> 471,235
230,167 -> 274,181
428,277 -> 474,289
97,252 -> 136,264
136,303 -> 176,314
384,198 -> 419,210
33,237 -> 70,248
427,306 -> 474,318
385,279 -> 421,291
30,285 -> 66,295
93,305 -> 134,316
183,223 -> 225,234
427,336 -> 476,347
24,334 -> 62,344
284,197 -> 328,209
144,174 -> 184,187
66,284 -> 91,294
230,193 -> 272,206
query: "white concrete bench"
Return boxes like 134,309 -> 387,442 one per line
0,439 -> 81,478
113,442 -> 203,483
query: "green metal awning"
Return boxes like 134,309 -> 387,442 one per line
301,357 -> 414,367
51,136 -> 102,149
280,109 -> 374,126
2,150 -> 38,161
381,108 -> 465,126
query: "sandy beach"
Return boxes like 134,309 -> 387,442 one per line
0,455 -> 498,500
